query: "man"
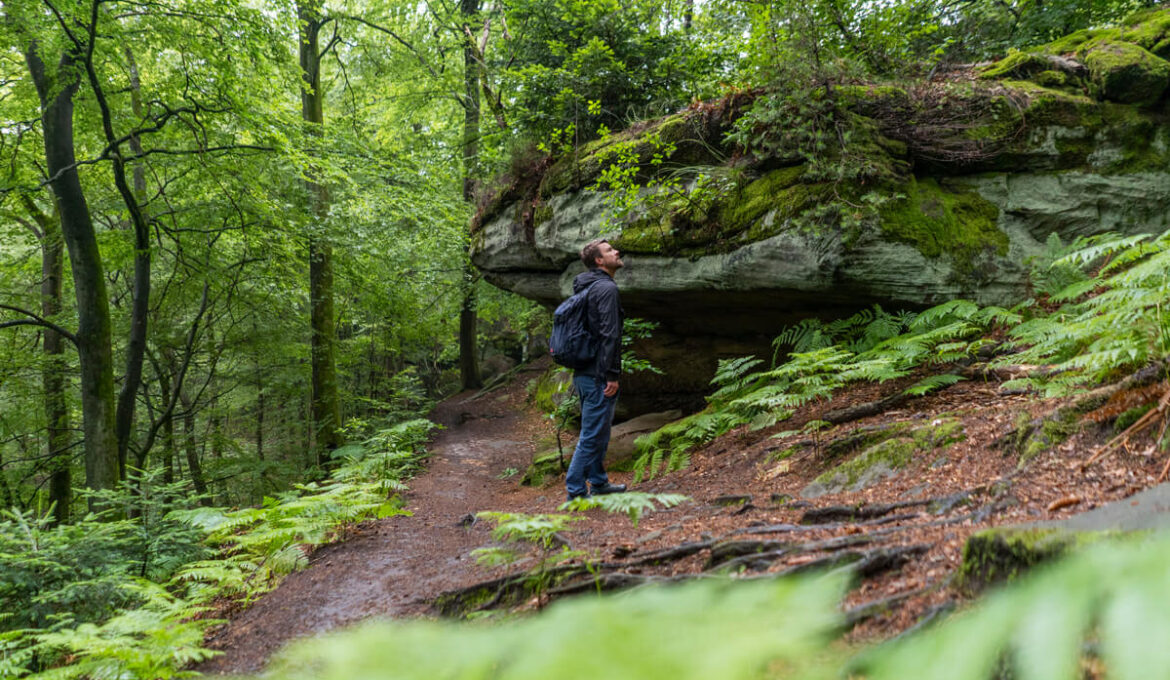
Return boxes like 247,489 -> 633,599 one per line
566,239 -> 628,501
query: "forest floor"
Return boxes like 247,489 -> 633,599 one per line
197,358 -> 1169,675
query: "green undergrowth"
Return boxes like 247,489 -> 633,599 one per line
0,419 -> 436,679
633,228 -> 1170,481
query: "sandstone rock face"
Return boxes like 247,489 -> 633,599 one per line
471,10 -> 1170,414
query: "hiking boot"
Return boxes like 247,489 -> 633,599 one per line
566,492 -> 591,503
591,482 -> 627,496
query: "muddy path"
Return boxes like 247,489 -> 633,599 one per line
197,368 -> 555,675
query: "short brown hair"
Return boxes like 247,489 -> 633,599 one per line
580,239 -> 608,269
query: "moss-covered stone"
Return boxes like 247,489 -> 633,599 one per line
1114,403 -> 1155,432
527,367 -> 572,414
521,450 -> 565,487
955,527 -> 1120,594
538,111 -> 720,199
912,417 -> 966,449
1033,70 -> 1071,88
532,202 -> 554,229
803,419 -> 966,498
979,50 -> 1057,80
822,422 -> 912,462
977,11 -> 1170,108
1014,406 -> 1084,468
814,436 -> 917,488
877,177 -> 1007,271
1080,38 -> 1170,106
717,165 -> 807,234
613,165 -> 830,257
1119,8 -> 1170,56
1042,28 -> 1104,55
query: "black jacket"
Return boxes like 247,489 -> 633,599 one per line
572,268 -> 624,381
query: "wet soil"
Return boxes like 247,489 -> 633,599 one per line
198,359 -> 1170,673
197,365 -> 553,674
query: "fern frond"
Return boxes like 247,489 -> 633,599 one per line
562,492 -> 689,528
902,374 -> 966,397
909,299 -> 979,331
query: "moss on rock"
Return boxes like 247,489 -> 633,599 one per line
803,418 -> 965,498
912,417 -> 967,449
877,177 -> 1007,270
521,450 -> 565,487
528,366 -> 572,414
956,527 -> 1121,594
1119,7 -> 1170,56
1013,405 -> 1087,468
979,50 -> 1057,80
977,10 -> 1170,108
1080,38 -> 1170,106
1043,28 -> 1104,55
814,436 -> 917,488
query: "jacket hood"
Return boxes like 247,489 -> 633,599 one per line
572,268 -> 612,294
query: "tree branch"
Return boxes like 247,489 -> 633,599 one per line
0,304 -> 77,345
340,14 -> 444,80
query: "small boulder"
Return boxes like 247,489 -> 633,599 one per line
1081,39 -> 1170,105
607,409 -> 684,461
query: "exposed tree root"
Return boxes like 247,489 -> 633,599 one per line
800,499 -> 934,524
1082,382 -> 1170,474
843,580 -> 940,628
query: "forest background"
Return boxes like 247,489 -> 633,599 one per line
0,0 -> 1164,678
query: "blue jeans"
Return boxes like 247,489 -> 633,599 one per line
566,375 -> 617,499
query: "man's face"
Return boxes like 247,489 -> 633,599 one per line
595,242 -> 624,272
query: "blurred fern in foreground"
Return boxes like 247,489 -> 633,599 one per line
265,573 -> 848,680
264,535 -> 1170,680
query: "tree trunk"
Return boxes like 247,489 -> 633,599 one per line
159,367 -> 175,485
114,47 -> 152,478
459,0 -> 483,391
179,392 -> 210,505
24,196 -> 72,524
0,448 -> 13,510
256,376 -> 265,461
25,45 -> 119,506
299,1 -> 343,468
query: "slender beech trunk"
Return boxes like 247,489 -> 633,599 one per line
25,45 -> 119,505
23,196 -> 72,523
459,0 -> 483,391
108,49 -> 152,479
179,391 -> 210,504
298,1 -> 342,468
0,446 -> 12,510
256,352 -> 265,461
160,372 -> 175,486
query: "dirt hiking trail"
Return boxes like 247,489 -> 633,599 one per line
198,366 -> 555,674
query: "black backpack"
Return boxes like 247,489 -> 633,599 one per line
548,282 -> 598,369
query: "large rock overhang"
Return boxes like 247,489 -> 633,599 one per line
471,9 -> 1170,414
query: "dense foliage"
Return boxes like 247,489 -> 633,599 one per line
0,419 -> 433,678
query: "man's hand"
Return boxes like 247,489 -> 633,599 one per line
604,380 -> 619,397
